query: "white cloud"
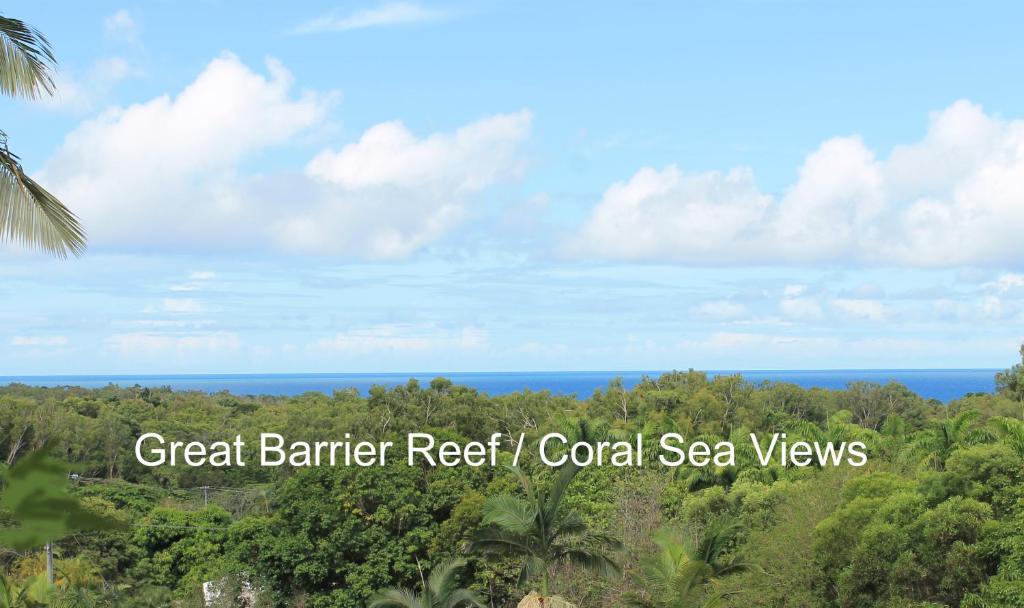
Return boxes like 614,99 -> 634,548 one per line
984,273 -> 1024,294
170,271 -> 217,292
571,100 -> 1024,267
41,57 -> 141,113
832,298 -> 886,321
39,54 -> 528,258
284,111 -> 532,257
162,298 -> 203,313
783,284 -> 808,298
690,300 -> 747,319
780,297 -> 824,320
291,2 -> 445,34
309,324 -> 487,354
693,332 -> 835,351
39,53 -> 333,250
106,331 -> 239,357
11,336 -> 68,347
104,9 -> 139,42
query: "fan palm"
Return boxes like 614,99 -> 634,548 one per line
626,522 -> 750,608
368,558 -> 484,608
0,15 -> 85,257
468,464 -> 621,596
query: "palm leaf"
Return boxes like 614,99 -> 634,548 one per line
557,547 -> 620,577
427,558 -> 466,601
480,495 -> 537,534
368,588 -> 423,608
443,588 -> 485,608
542,462 -> 581,523
0,16 -> 55,99
0,143 -> 85,257
468,529 -> 534,556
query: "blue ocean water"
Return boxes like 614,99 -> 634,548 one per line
0,369 -> 999,402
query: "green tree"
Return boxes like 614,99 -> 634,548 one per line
468,465 -> 620,596
996,345 -> 1024,402
0,572 -> 44,608
369,558 -> 484,608
627,523 -> 749,608
903,410 -> 990,471
0,15 -> 85,257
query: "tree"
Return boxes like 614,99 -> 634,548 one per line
468,465 -> 620,596
0,15 -> 85,257
626,523 -> 749,608
996,345 -> 1024,402
369,558 -> 484,608
903,410 -> 991,471
0,572 -> 44,608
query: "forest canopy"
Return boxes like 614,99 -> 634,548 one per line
1,353 -> 1023,608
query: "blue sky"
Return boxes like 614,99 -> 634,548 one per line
2,1 -> 1024,374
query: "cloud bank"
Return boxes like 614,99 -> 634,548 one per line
39,53 -> 531,259
571,101 -> 1024,267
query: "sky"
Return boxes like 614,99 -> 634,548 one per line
2,0 -> 1024,374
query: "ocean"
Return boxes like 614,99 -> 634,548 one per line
0,369 -> 999,403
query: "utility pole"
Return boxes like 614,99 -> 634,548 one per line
45,541 -> 54,585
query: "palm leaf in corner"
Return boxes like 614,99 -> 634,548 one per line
0,15 -> 85,257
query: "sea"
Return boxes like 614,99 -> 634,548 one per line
0,369 -> 1000,403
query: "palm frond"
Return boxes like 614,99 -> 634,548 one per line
480,495 -> 537,535
0,16 -> 55,99
427,558 -> 467,601
468,529 -> 535,556
669,559 -> 714,603
542,462 -> 581,523
0,144 -> 85,257
442,588 -> 485,608
516,555 -> 547,589
368,588 -> 424,608
557,547 -> 620,577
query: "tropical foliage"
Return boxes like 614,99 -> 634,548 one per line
0,14 -> 85,257
368,559 -> 483,608
2,350 -> 1024,606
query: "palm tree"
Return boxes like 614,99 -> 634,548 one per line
989,416 -> 1024,457
626,522 -> 751,608
368,558 -> 484,608
903,410 -> 992,470
0,572 -> 45,608
468,464 -> 620,597
0,15 -> 85,257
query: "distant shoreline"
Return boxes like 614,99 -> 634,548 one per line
0,369 -> 1000,402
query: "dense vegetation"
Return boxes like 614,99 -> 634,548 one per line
2,350 -> 1024,607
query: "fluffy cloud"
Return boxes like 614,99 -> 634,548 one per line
572,101 -> 1024,267
39,54 -> 530,258
282,111 -> 531,257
